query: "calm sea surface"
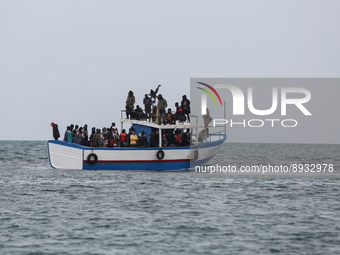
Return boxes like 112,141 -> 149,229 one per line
1,141 -> 340,254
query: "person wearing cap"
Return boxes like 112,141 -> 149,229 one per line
50,122 -> 60,140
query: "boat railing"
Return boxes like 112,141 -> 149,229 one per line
192,125 -> 226,142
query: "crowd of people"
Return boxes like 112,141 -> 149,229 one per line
51,122 -> 192,148
50,85 -> 213,147
125,85 -> 191,125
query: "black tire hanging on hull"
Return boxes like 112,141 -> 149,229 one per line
87,153 -> 98,165
156,149 -> 165,160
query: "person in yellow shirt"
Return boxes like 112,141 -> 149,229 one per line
130,131 -> 138,147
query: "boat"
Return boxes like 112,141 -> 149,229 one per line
47,111 -> 227,170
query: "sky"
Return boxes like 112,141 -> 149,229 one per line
1,0 -> 339,142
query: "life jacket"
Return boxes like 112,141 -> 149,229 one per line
166,113 -> 173,120
119,133 -> 127,142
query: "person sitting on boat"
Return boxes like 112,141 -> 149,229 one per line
89,127 -> 95,147
72,125 -> 79,138
82,124 -> 88,145
69,124 -> 74,139
67,127 -> 74,142
181,95 -> 190,122
125,90 -> 135,119
157,94 -> 168,125
93,128 -> 101,147
151,94 -> 158,123
181,129 -> 190,146
174,130 -> 182,146
63,126 -> 69,141
132,105 -> 144,120
166,108 -> 174,124
50,122 -> 60,140
148,134 -> 152,146
162,133 -> 168,147
74,129 -> 82,145
202,108 -> 213,136
150,130 -> 159,147
130,130 -> 138,147
81,131 -> 88,146
113,129 -> 119,146
110,122 -> 118,133
101,127 -> 109,147
198,129 -> 207,143
119,129 -> 127,147
143,94 -> 152,119
107,128 -> 114,147
138,131 -> 148,148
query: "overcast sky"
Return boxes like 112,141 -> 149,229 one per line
1,0 -> 339,142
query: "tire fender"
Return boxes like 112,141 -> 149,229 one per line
156,149 -> 165,160
87,153 -> 98,165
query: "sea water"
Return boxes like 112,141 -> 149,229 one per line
0,141 -> 340,254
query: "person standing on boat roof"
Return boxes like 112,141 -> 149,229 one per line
173,102 -> 182,122
125,90 -> 135,119
181,95 -> 190,122
143,94 -> 152,119
151,94 -> 159,123
150,84 -> 161,97
50,122 -> 60,140
157,94 -> 168,125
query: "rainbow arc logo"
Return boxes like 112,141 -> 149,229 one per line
196,82 -> 223,106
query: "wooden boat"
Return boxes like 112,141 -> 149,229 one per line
47,114 -> 226,170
